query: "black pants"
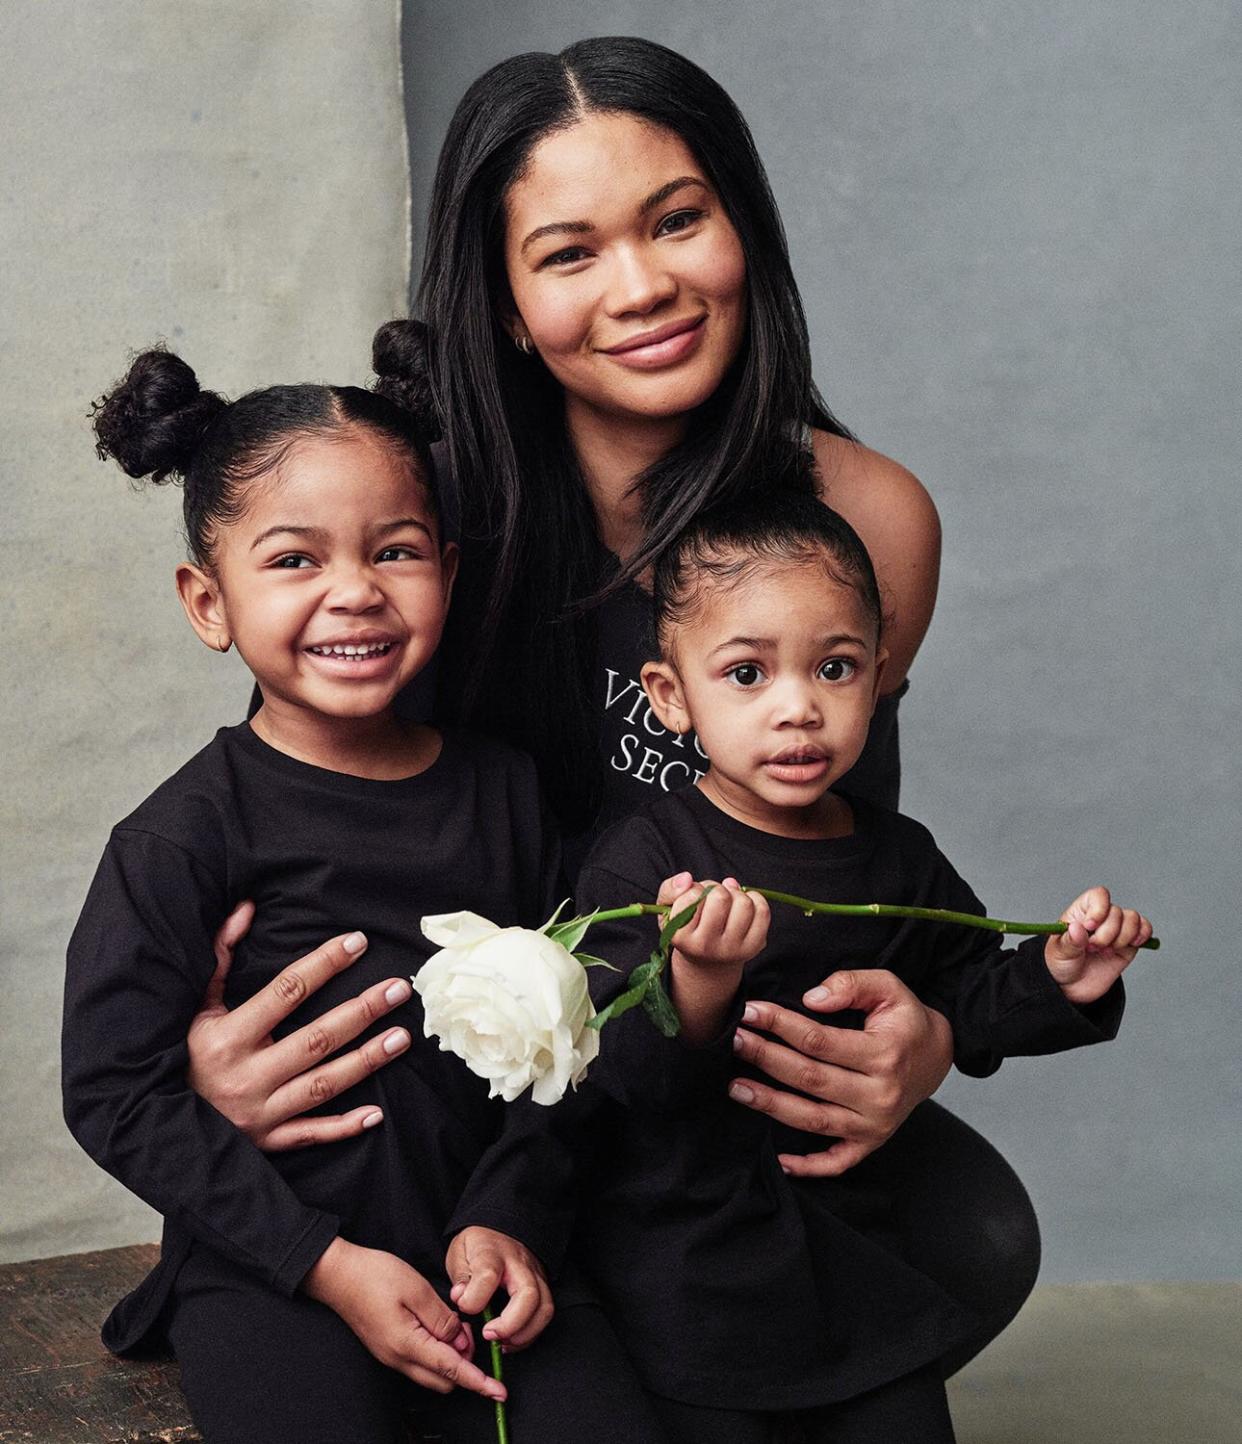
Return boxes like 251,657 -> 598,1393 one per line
167,1249 -> 668,1444
650,1364 -> 954,1444
885,1100 -> 1041,1376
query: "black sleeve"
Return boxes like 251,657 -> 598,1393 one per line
61,829 -> 339,1294
914,850 -> 1126,1078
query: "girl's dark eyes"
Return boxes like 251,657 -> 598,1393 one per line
376,546 -> 420,562
818,658 -> 858,682
273,553 -> 313,569
726,662 -> 765,688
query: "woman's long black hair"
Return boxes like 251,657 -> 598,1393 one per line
384,35 -> 853,831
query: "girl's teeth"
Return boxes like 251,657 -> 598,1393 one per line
310,643 -> 392,657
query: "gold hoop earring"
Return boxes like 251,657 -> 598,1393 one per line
216,635 -> 231,654
514,334 -> 534,356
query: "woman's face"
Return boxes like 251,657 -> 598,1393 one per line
503,111 -> 748,432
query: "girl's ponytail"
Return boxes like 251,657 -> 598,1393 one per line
91,349 -> 227,484
371,319 -> 442,442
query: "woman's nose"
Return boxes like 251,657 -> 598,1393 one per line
604,244 -> 678,317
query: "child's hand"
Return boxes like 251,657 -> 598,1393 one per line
446,1226 -> 554,1351
659,873 -> 770,974
303,1238 -> 504,1401
657,874 -> 770,1045
1045,886 -> 1153,1005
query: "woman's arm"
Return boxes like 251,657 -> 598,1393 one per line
812,432 -> 941,690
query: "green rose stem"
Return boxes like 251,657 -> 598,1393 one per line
586,896 -> 1160,949
481,1306 -> 509,1444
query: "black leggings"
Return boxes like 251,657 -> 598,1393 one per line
650,1364 -> 954,1443
167,1249 -> 668,1444
885,1100 -> 1041,1376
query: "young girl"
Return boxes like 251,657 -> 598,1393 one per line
573,488 -> 1153,1444
63,350 -> 670,1444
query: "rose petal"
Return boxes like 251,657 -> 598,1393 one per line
420,911 -> 502,948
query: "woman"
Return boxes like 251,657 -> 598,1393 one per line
190,35 -> 1039,1387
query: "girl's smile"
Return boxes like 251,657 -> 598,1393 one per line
176,426 -> 456,772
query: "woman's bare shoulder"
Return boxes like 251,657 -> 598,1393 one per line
810,430 -> 941,690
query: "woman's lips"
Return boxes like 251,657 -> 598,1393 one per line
600,316 -> 706,370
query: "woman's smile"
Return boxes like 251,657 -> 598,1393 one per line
599,314 -> 707,369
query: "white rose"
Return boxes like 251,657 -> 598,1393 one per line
412,911 -> 600,1106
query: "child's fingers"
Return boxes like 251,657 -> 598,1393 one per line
405,1281 -> 505,1401
1062,885 -> 1112,927
483,1277 -> 554,1351
446,1232 -> 503,1316
1109,908 -> 1149,955
656,873 -> 694,907
454,1259 -> 502,1316
1088,905 -> 1125,952
403,1327 -> 506,1400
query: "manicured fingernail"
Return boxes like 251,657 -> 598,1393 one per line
742,1002 -> 759,1024
382,1028 -> 409,1054
362,1110 -> 383,1128
384,980 -> 411,1005
343,931 -> 367,954
729,1081 -> 755,1103
805,986 -> 830,1004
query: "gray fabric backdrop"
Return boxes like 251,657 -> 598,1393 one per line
1,1 -> 410,1263
2,1 -> 1235,1288
400,0 -> 1240,1283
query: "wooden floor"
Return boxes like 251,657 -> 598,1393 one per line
0,1245 -> 196,1443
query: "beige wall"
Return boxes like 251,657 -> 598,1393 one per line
1,1 -> 409,1261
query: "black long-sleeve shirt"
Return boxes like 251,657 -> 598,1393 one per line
62,722 -> 568,1353
571,786 -> 1124,1408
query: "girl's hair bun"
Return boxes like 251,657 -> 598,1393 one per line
91,348 -> 227,483
371,319 -> 442,441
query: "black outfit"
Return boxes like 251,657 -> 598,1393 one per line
575,787 -> 1124,1430
586,579 -> 1043,1380
62,723 -> 666,1443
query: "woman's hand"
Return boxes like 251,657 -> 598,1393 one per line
729,969 -> 953,1177
187,901 -> 414,1150
446,1226 -> 554,1351
303,1238 -> 504,1401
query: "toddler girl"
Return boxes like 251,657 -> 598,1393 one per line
63,350 -> 667,1444
574,488 -> 1152,1444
